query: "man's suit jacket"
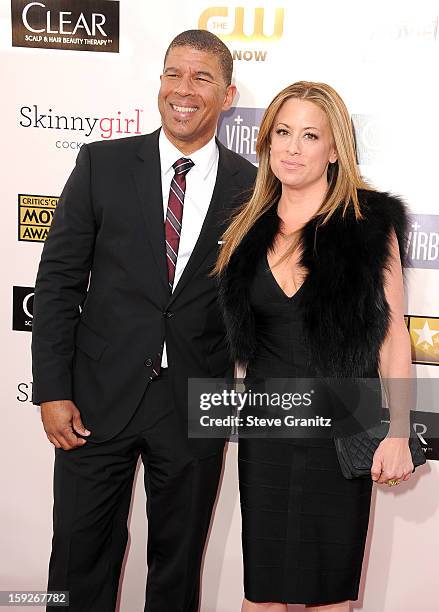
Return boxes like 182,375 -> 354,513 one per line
32,128 -> 256,457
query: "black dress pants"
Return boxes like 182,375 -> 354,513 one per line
46,371 -> 224,611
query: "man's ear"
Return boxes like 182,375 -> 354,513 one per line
223,84 -> 237,111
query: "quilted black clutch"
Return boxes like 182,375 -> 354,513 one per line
333,422 -> 426,479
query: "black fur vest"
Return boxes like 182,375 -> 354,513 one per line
218,189 -> 408,377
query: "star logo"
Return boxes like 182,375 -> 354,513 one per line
412,321 -> 439,347
407,316 -> 439,366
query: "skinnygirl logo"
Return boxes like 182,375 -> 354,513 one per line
19,105 -> 144,140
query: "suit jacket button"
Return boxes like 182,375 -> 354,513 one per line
163,311 -> 173,318
144,358 -> 153,367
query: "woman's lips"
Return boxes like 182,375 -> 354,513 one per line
281,160 -> 304,169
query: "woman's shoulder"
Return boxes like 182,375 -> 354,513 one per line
355,189 -> 409,262
357,188 -> 409,221
317,188 -> 409,254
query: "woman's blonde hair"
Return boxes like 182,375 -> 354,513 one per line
214,81 -> 372,274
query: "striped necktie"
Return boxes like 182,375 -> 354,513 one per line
151,157 -> 194,379
165,157 -> 194,290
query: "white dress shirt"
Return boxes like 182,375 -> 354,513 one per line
159,129 -> 219,367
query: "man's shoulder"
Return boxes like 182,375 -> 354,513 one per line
218,141 -> 256,179
87,133 -> 144,149
84,130 -> 158,159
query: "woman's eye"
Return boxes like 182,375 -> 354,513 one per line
275,128 -> 289,136
304,132 -> 318,140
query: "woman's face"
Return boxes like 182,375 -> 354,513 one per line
269,98 -> 337,190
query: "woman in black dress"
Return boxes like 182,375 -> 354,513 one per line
215,82 -> 414,611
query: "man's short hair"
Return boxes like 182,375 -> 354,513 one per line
164,29 -> 233,86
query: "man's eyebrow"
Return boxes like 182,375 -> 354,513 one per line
195,70 -> 215,80
163,67 -> 215,80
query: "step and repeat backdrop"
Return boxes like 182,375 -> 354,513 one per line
2,1 -> 439,610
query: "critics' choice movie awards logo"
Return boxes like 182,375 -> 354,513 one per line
11,0 -> 119,52
199,6 -> 284,62
406,214 -> 439,269
18,194 -> 57,242
217,107 -> 265,163
405,316 -> 439,366
13,286 -> 34,331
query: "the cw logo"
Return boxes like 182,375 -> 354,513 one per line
198,7 -> 284,42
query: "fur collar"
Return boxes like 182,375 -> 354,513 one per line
218,189 -> 409,377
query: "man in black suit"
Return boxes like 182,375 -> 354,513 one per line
32,29 -> 256,611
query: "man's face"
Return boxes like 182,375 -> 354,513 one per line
158,45 -> 236,154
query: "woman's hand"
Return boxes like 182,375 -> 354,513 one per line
371,437 -> 414,485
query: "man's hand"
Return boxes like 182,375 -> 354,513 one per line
40,400 -> 91,450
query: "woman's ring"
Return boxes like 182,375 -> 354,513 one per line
387,479 -> 400,487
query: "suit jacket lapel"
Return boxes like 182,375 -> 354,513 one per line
131,129 -> 169,292
168,140 -> 240,305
